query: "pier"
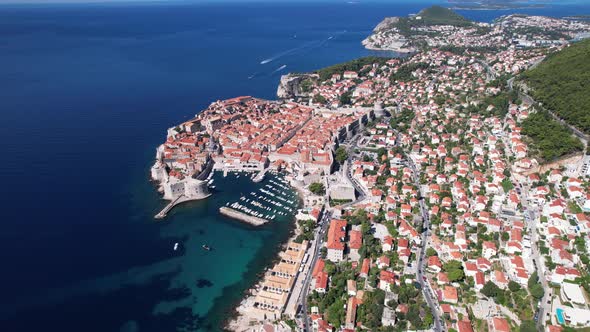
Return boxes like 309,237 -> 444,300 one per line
252,168 -> 268,183
155,193 -> 211,219
219,207 -> 269,226
155,195 -> 184,219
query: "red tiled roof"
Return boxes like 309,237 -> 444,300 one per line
349,230 -> 362,250
327,219 -> 347,250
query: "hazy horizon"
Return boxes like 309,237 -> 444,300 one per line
0,0 -> 444,5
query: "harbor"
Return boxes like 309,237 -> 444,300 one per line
219,172 -> 299,226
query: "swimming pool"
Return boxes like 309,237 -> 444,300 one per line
556,308 -> 565,325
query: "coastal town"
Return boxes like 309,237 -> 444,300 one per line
149,6 -> 590,332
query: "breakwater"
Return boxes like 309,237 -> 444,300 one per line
219,207 -> 269,226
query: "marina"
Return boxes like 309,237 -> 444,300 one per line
219,171 -> 298,225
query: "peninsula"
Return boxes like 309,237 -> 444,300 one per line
151,93 -> 380,222
363,5 -> 590,53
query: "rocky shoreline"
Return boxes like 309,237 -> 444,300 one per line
361,16 -> 417,53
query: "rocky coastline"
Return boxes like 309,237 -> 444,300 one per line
276,73 -> 316,100
361,16 -> 417,53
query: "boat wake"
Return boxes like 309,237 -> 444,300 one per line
259,35 -> 340,65
271,64 -> 287,73
259,45 -> 302,65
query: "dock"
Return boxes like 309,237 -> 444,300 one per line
219,206 -> 269,226
155,193 -> 211,219
252,168 -> 268,183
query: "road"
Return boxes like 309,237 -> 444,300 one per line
299,131 -> 366,331
518,182 -> 553,328
344,133 -> 368,200
300,210 -> 332,332
501,75 -> 554,328
406,156 -> 445,332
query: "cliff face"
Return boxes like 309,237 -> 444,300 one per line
277,74 -> 314,100
373,17 -> 400,32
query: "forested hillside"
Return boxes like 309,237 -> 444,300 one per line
520,39 -> 590,133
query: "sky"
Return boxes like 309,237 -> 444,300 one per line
0,0 -> 441,5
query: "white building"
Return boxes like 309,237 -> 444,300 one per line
561,283 -> 587,306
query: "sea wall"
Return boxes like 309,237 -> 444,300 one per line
219,207 -> 269,226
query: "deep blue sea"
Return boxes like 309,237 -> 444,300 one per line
1,1 -> 588,331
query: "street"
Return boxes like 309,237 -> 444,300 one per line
407,156 -> 446,332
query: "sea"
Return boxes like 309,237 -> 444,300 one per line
1,0 -> 589,331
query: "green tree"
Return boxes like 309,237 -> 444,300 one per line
324,261 -> 336,275
443,260 -> 465,282
309,182 -> 325,195
340,91 -> 352,105
530,284 -> 544,300
356,289 -> 385,329
426,248 -> 438,257
326,299 -> 345,328
335,147 -> 349,164
313,94 -> 327,104
508,281 -> 521,293
520,320 -> 537,332
528,272 -> 539,289
481,281 -> 500,298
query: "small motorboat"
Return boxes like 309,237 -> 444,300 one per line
174,242 -> 179,251
202,244 -> 211,251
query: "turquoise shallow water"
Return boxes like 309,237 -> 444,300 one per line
151,172 -> 299,330
2,171 -> 298,331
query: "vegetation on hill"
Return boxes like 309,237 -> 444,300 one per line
417,5 -> 472,26
394,5 -> 472,36
520,38 -> 590,133
315,56 -> 392,81
521,111 -> 583,161
390,62 -> 430,82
